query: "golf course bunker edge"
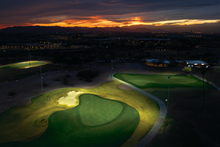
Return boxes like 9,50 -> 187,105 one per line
58,91 -> 83,107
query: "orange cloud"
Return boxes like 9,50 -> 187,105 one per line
0,23 -> 34,29
3,16 -> 219,29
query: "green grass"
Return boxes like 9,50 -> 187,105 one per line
0,81 -> 159,147
114,73 -> 209,88
0,61 -> 47,69
1,94 -> 139,147
79,94 -> 124,126
153,71 -> 178,75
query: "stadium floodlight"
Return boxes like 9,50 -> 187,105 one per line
166,76 -> 171,124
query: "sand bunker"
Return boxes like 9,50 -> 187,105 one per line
58,91 -> 84,106
118,84 -> 133,90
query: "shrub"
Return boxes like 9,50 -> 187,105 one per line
43,82 -> 48,87
54,78 -> 60,81
182,66 -> 192,74
76,69 -> 99,82
8,91 -> 16,96
65,74 -> 71,78
63,77 -> 68,85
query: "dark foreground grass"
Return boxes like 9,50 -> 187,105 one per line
145,87 -> 219,147
114,73 -> 209,88
1,94 -> 139,147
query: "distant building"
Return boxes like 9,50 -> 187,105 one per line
146,59 -> 170,67
185,60 -> 209,68
155,47 -> 168,52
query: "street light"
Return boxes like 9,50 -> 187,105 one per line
111,60 -> 113,79
166,76 -> 171,124
39,49 -> 43,94
200,65 -> 208,114
28,49 -> 31,68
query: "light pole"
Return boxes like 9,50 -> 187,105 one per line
111,59 -> 113,79
39,49 -> 43,94
28,49 -> 31,68
166,76 -> 171,124
200,65 -> 208,114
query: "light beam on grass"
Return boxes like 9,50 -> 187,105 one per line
58,91 -> 83,106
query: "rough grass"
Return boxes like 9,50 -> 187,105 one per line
0,81 -> 160,147
114,73 -> 209,88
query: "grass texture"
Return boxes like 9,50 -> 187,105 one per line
0,81 -> 160,147
114,73 -> 209,88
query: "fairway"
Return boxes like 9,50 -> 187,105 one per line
1,93 -> 139,147
114,73 -> 209,88
0,61 -> 49,69
0,80 -> 160,147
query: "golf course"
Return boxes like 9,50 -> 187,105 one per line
0,61 -> 50,82
0,61 -> 49,69
0,61 -> 86,82
0,80 -> 160,147
114,73 -> 209,88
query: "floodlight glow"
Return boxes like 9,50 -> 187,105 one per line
58,91 -> 83,106
187,62 -> 188,64
194,63 -> 197,65
201,63 -> 204,65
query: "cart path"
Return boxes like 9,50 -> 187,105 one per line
111,74 -> 167,147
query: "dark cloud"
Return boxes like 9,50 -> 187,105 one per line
69,0 -> 79,4
0,0 -> 220,29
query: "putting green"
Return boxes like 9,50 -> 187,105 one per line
114,73 -> 208,88
79,94 -> 124,126
0,61 -> 48,69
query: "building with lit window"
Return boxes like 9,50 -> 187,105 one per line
185,60 -> 209,68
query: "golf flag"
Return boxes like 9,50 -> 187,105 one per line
168,76 -> 171,79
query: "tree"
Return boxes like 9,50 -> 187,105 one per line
182,66 -> 192,74
53,54 -> 65,66
85,55 -> 94,69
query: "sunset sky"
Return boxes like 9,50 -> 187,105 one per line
0,0 -> 220,32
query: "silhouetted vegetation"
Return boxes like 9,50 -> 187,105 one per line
43,82 -> 48,87
63,77 -> 68,85
54,78 -> 60,81
65,74 -> 71,78
77,69 -> 99,82
8,91 -> 16,96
